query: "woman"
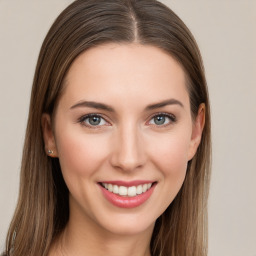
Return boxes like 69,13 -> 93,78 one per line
3,0 -> 211,255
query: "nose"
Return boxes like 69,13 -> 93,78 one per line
109,124 -> 146,172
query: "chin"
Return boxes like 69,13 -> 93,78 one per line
98,215 -> 156,236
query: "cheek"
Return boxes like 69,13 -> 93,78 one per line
157,138 -> 188,193
146,126 -> 192,204
144,130 -> 192,215
55,128 -> 110,179
149,131 -> 191,174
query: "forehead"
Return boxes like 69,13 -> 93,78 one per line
61,43 -> 189,109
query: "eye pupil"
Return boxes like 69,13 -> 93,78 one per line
89,116 -> 101,125
154,115 -> 165,125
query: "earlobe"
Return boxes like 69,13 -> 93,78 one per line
188,103 -> 205,160
41,113 -> 58,157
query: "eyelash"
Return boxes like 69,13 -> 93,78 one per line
78,112 -> 177,128
78,114 -> 110,128
147,112 -> 177,127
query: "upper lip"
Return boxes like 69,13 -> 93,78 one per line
99,180 -> 156,186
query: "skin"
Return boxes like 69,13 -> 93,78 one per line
42,43 -> 205,256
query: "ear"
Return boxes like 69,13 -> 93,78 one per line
41,113 -> 58,157
188,103 -> 205,161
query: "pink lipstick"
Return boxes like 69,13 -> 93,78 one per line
98,181 -> 156,208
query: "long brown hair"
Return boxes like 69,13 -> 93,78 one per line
4,0 -> 211,255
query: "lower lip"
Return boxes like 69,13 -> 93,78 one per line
99,183 -> 156,208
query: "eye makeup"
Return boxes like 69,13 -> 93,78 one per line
76,111 -> 177,130
77,113 -> 111,129
147,112 -> 177,127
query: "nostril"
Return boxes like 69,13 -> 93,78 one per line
109,152 -> 146,172
109,130 -> 146,171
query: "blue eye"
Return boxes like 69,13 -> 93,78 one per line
149,114 -> 176,126
80,114 -> 107,127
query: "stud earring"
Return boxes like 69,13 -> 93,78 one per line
47,149 -> 53,154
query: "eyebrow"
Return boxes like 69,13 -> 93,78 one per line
70,98 -> 184,112
70,101 -> 114,112
145,98 -> 184,110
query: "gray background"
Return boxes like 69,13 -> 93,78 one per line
0,1 -> 255,255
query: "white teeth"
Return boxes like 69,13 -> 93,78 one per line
107,184 -> 113,192
119,186 -> 128,196
142,184 -> 148,192
127,186 -> 137,197
113,185 -> 119,194
102,182 -> 153,197
136,185 -> 143,195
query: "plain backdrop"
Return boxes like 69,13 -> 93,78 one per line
0,1 -> 255,255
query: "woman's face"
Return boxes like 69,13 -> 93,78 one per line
43,43 -> 204,237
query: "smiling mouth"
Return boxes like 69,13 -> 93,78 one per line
99,182 -> 156,197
